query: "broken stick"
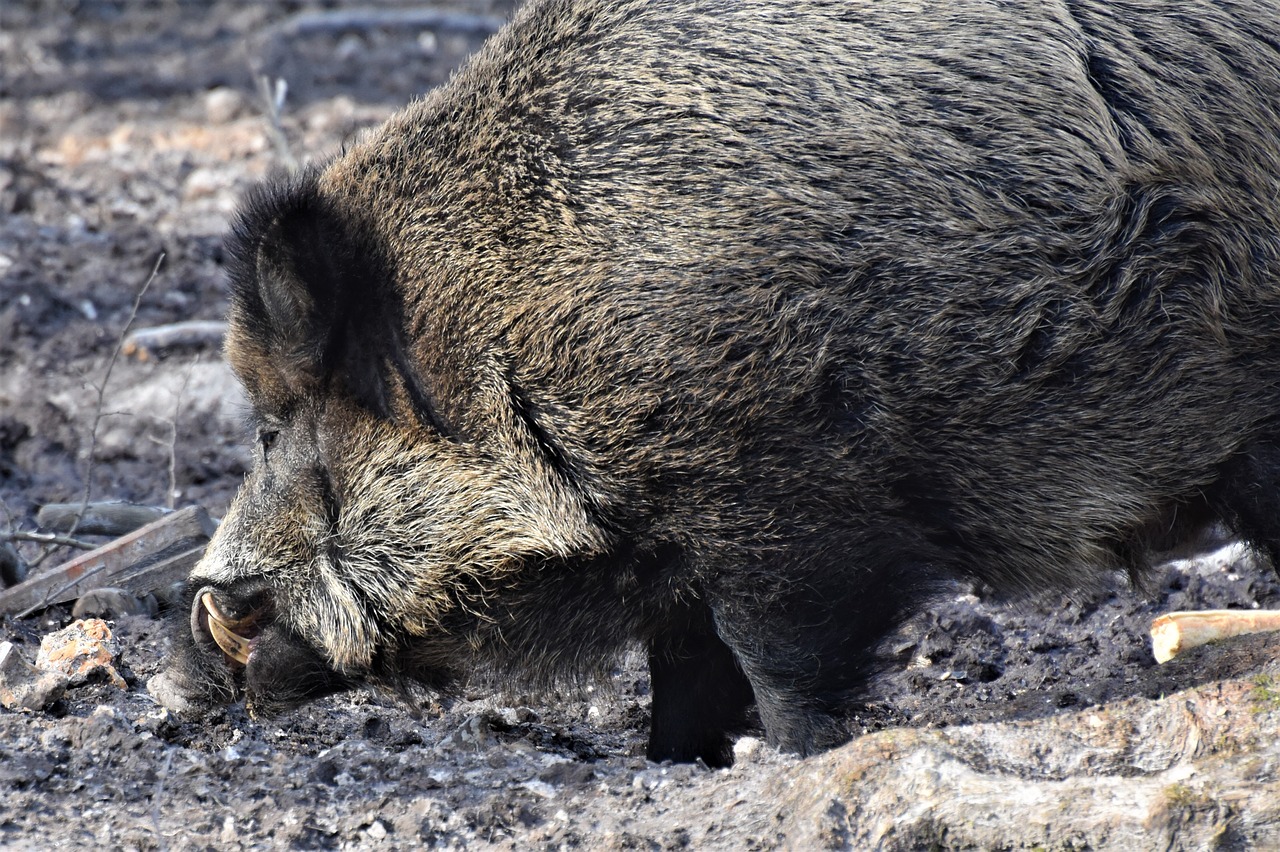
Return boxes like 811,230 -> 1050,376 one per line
1150,609 -> 1280,663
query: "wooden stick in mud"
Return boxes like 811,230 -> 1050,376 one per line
1150,609 -> 1280,663
0,506 -> 216,618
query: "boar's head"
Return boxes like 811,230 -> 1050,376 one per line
150,168 -> 612,719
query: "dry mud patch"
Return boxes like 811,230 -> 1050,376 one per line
2,1 -> 1279,848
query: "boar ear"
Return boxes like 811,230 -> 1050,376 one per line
225,170 -> 405,421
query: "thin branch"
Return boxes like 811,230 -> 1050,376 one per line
168,356 -> 197,509
49,253 -> 165,562
2,531 -> 97,551
256,74 -> 297,172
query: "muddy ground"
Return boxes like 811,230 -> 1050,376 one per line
2,2 -> 1279,849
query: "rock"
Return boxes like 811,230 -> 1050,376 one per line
35,618 -> 128,690
72,587 -> 158,620
775,669 -> 1280,850
182,166 -> 227,201
146,668 -> 201,719
439,714 -> 496,751
204,86 -> 247,124
0,641 -> 68,711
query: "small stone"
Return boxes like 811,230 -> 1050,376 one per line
182,167 -> 225,201
448,714 -> 495,749
732,736 -> 763,763
366,819 -> 388,841
336,33 -> 364,62
147,669 -> 201,718
204,87 -> 246,124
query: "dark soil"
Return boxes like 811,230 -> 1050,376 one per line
3,2 -> 1279,848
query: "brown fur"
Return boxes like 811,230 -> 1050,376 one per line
154,0 -> 1280,764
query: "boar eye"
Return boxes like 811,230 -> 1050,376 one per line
258,428 -> 280,457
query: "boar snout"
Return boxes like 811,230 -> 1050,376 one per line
152,581 -> 353,719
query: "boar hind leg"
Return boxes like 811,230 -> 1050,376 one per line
1214,440 -> 1280,572
646,602 -> 756,767
706,560 -> 928,758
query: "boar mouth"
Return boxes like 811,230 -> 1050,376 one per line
193,587 -> 267,667
184,584 -> 354,718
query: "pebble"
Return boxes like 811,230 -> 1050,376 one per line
732,736 -> 763,764
182,167 -> 226,201
204,86 -> 247,124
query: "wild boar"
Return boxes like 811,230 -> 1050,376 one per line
150,0 -> 1280,766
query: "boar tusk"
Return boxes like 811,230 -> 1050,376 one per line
201,591 -> 254,666
1150,609 -> 1280,664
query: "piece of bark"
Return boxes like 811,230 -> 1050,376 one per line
35,502 -> 170,538
1150,609 -> 1280,663
0,506 -> 216,618
121,320 -> 227,361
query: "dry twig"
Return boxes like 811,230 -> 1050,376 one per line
36,502 -> 168,537
0,506 -> 217,618
256,74 -> 296,171
122,320 -> 226,361
63,254 -> 165,546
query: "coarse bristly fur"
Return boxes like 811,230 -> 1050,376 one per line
150,0 -> 1280,766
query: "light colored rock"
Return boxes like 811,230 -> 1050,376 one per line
146,668 -> 202,719
204,87 -> 247,124
731,735 -> 763,764
36,618 -> 127,690
775,672 -> 1280,850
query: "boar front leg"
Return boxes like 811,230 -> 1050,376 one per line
646,601 -> 756,767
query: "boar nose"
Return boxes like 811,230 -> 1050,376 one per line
191,586 -> 263,667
